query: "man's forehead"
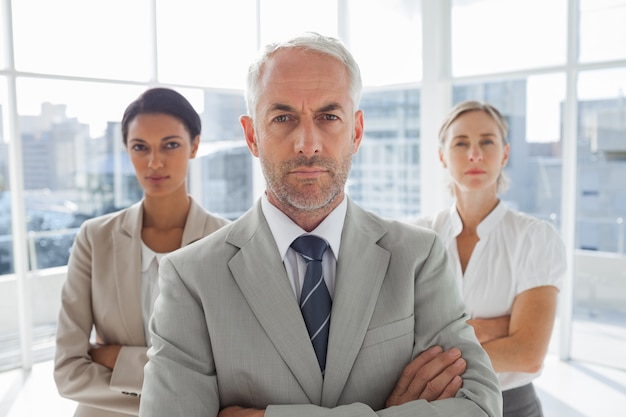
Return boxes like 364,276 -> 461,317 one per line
264,101 -> 348,114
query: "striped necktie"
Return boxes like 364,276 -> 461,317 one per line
291,235 -> 332,373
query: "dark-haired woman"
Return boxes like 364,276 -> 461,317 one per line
54,88 -> 229,417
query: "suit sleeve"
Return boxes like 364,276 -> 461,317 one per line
110,346 -> 149,394
140,256 -> 221,417
54,224 -> 141,415
382,233 -> 501,416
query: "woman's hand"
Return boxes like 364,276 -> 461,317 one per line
89,344 -> 122,370
467,316 -> 510,344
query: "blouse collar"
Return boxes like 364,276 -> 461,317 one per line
141,241 -> 168,272
450,199 -> 507,239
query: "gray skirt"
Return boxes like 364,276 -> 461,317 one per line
502,383 -> 543,417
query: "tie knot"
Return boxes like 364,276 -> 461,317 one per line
291,235 -> 328,262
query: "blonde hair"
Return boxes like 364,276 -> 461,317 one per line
438,100 -> 510,193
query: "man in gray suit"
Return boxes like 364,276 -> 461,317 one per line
139,32 -> 502,417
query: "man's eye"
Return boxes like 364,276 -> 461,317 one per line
322,114 -> 339,121
274,115 -> 289,123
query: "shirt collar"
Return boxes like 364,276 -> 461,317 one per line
450,199 -> 507,238
261,193 -> 347,261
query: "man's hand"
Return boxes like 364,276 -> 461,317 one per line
89,344 -> 122,370
385,345 -> 465,407
218,406 -> 265,417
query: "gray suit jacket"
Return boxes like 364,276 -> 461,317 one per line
54,198 -> 229,417
140,198 -> 502,417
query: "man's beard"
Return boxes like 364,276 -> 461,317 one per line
262,153 -> 352,212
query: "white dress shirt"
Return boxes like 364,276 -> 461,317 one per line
415,200 -> 566,391
261,193 -> 346,301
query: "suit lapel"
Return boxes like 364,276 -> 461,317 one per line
322,200 -> 390,407
113,201 -> 146,346
227,202 -> 324,404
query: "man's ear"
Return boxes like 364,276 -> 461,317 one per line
352,110 -> 364,154
240,115 -> 259,157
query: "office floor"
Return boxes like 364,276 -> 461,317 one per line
1,353 -> 625,417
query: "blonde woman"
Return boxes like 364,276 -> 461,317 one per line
416,100 -> 566,417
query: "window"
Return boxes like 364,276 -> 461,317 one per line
347,0 -> 422,85
2,0 -> 625,375
572,67 -> 626,369
0,5 -> 6,70
351,87 -> 421,219
156,0 -> 257,88
1,77 -> 21,370
344,0 -> 422,219
259,0 -> 339,45
12,0 -> 152,80
447,0 -> 626,370
1,78 -> 11,275
452,0 -> 567,76
579,0 -> 626,62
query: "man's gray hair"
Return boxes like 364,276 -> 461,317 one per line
244,32 -> 363,120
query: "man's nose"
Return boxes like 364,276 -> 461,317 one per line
294,119 -> 322,156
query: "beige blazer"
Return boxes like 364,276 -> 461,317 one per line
139,198 -> 502,417
54,198 -> 229,417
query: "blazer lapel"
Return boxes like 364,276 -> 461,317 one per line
322,200 -> 391,407
227,202 -> 324,404
113,201 -> 146,346
181,197 -> 212,245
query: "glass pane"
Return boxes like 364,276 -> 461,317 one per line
16,79 -> 148,270
1,78 -> 13,277
573,67 -> 626,370
156,0 -> 257,89
259,0 -> 339,45
195,90 -> 253,219
452,0 -> 567,76
579,0 -> 626,63
12,0 -> 152,80
0,77 -> 19,371
0,4 -> 7,70
347,0 -> 422,85
349,86 -> 421,219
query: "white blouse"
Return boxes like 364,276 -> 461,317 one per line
415,201 -> 566,391
140,242 -> 169,347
